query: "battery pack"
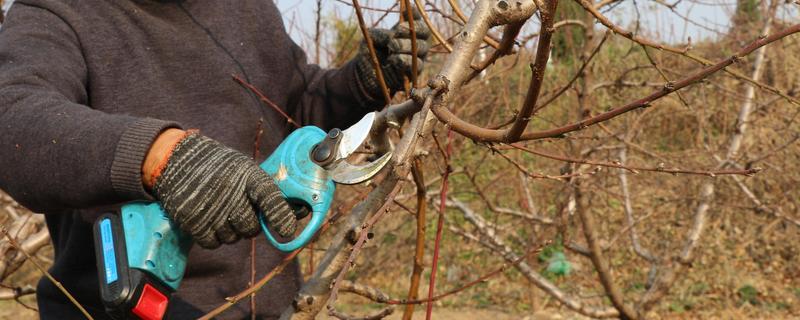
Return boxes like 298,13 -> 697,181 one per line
93,213 -> 172,320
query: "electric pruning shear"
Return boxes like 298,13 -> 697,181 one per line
92,112 -> 391,320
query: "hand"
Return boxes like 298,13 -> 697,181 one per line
143,130 -> 297,249
354,9 -> 431,99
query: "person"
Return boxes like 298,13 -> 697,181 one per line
0,0 -> 429,318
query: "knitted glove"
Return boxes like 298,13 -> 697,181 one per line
354,9 -> 431,100
152,132 -> 297,249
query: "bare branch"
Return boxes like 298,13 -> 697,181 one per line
505,0 -> 558,141
431,23 -> 800,142
339,280 -> 392,303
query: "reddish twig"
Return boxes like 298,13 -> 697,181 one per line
467,22 -> 525,82
232,74 -> 301,128
424,129 -> 453,319
413,0 -> 453,52
490,145 -> 602,181
575,186 -> 637,319
334,242 -> 546,307
200,250 -> 302,320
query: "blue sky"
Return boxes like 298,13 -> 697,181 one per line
275,0 -> 797,66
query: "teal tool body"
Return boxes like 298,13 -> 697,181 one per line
93,112 -> 391,319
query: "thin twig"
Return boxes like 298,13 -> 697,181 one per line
326,185 -> 404,308
201,250 -> 302,319
387,244 -> 545,305
575,0 -> 800,107
533,31 -> 610,115
424,129 -> 452,319
1,226 -> 93,319
250,118 -> 265,320
232,74 -> 301,128
353,0 -> 392,105
446,199 -> 619,318
413,0 -> 453,52
617,147 -> 657,262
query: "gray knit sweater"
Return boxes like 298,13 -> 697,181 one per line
0,0 -> 379,318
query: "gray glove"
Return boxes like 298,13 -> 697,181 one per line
152,132 -> 297,249
355,10 -> 431,100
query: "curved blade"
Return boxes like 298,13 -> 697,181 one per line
336,112 -> 376,161
330,151 -> 392,185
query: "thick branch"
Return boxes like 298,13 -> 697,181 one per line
430,24 -> 800,142
505,0 -> 558,141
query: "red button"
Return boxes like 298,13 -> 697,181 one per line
132,283 -> 168,320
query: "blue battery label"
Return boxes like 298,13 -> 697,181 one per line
100,219 -> 118,284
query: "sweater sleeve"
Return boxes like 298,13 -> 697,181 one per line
0,4 -> 179,212
285,40 -> 386,132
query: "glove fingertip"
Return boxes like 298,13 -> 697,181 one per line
270,204 -> 298,238
276,221 -> 297,238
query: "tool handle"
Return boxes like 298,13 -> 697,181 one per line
118,202 -> 192,290
259,126 -> 335,252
